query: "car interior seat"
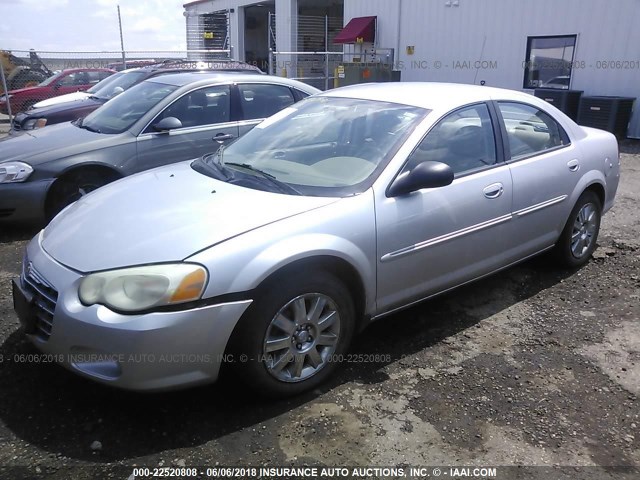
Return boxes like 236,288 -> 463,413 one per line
443,125 -> 491,173
178,89 -> 208,128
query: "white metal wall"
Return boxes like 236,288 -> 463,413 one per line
185,0 -> 298,62
345,0 -> 640,137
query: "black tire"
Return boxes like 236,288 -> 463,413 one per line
45,170 -> 119,222
226,270 -> 356,398
554,190 -> 602,268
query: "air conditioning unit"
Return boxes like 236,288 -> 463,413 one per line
534,88 -> 583,121
577,96 -> 635,138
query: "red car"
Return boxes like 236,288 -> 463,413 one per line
0,68 -> 115,114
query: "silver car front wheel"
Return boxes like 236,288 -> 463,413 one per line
263,293 -> 341,383
226,270 -> 355,397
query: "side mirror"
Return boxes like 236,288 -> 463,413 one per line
388,161 -> 454,197
153,116 -> 182,133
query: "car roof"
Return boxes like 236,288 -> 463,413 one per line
321,82 -> 539,111
134,59 -> 263,75
57,68 -> 115,73
146,71 -> 320,91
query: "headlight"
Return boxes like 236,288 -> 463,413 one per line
0,162 -> 34,183
22,118 -> 47,130
79,263 -> 208,312
0,94 -> 12,103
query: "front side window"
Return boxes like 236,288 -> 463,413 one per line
498,102 -> 570,160
86,71 -> 112,84
152,85 -> 231,130
205,96 -> 427,196
239,84 -> 295,120
405,103 -> 497,176
80,80 -> 178,134
523,35 -> 577,89
58,72 -> 86,86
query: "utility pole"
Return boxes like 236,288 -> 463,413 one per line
118,5 -> 127,69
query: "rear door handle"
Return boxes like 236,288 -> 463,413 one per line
568,159 -> 580,172
213,133 -> 234,143
483,183 -> 504,199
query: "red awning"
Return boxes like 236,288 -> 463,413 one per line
333,16 -> 376,44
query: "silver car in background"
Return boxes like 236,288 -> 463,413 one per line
12,83 -> 620,397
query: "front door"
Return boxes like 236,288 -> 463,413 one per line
135,84 -> 238,173
375,103 -> 513,313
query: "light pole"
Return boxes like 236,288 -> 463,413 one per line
118,5 -> 127,69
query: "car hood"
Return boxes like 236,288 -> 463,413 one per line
34,91 -> 91,108
0,122 -> 125,165
42,161 -> 339,272
25,97 -> 103,117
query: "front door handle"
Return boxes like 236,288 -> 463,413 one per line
483,183 -> 504,199
568,159 -> 580,172
213,133 -> 234,143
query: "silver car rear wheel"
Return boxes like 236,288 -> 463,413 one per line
263,293 -> 341,383
555,190 -> 602,268
571,203 -> 598,259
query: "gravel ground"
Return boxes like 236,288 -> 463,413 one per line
0,142 -> 638,480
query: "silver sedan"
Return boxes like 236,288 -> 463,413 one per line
12,82 -> 620,396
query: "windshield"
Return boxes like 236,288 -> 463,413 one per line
80,80 -> 178,134
88,70 -> 148,98
204,96 -> 426,196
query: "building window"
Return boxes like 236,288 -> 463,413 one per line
523,35 -> 577,90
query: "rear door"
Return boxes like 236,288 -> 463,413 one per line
135,84 -> 238,172
495,101 -> 579,261
236,83 -> 297,137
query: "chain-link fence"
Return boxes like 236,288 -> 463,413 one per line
185,10 -> 231,59
267,14 -> 344,90
0,49 -> 233,129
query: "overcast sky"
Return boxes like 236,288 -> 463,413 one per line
1,0 -> 188,53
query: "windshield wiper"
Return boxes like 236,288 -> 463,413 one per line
224,162 -> 301,195
75,118 -> 101,133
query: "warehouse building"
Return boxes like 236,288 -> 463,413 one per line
183,0 -> 640,138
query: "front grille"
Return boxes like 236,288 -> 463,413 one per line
21,261 -> 58,340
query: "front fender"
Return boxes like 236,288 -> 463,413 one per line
234,233 -> 374,309
189,192 -> 378,315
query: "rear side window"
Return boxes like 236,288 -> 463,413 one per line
498,102 -> 570,160
239,84 -> 295,121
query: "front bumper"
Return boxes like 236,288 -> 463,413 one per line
14,233 -> 252,391
11,112 -> 29,131
0,179 -> 53,224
